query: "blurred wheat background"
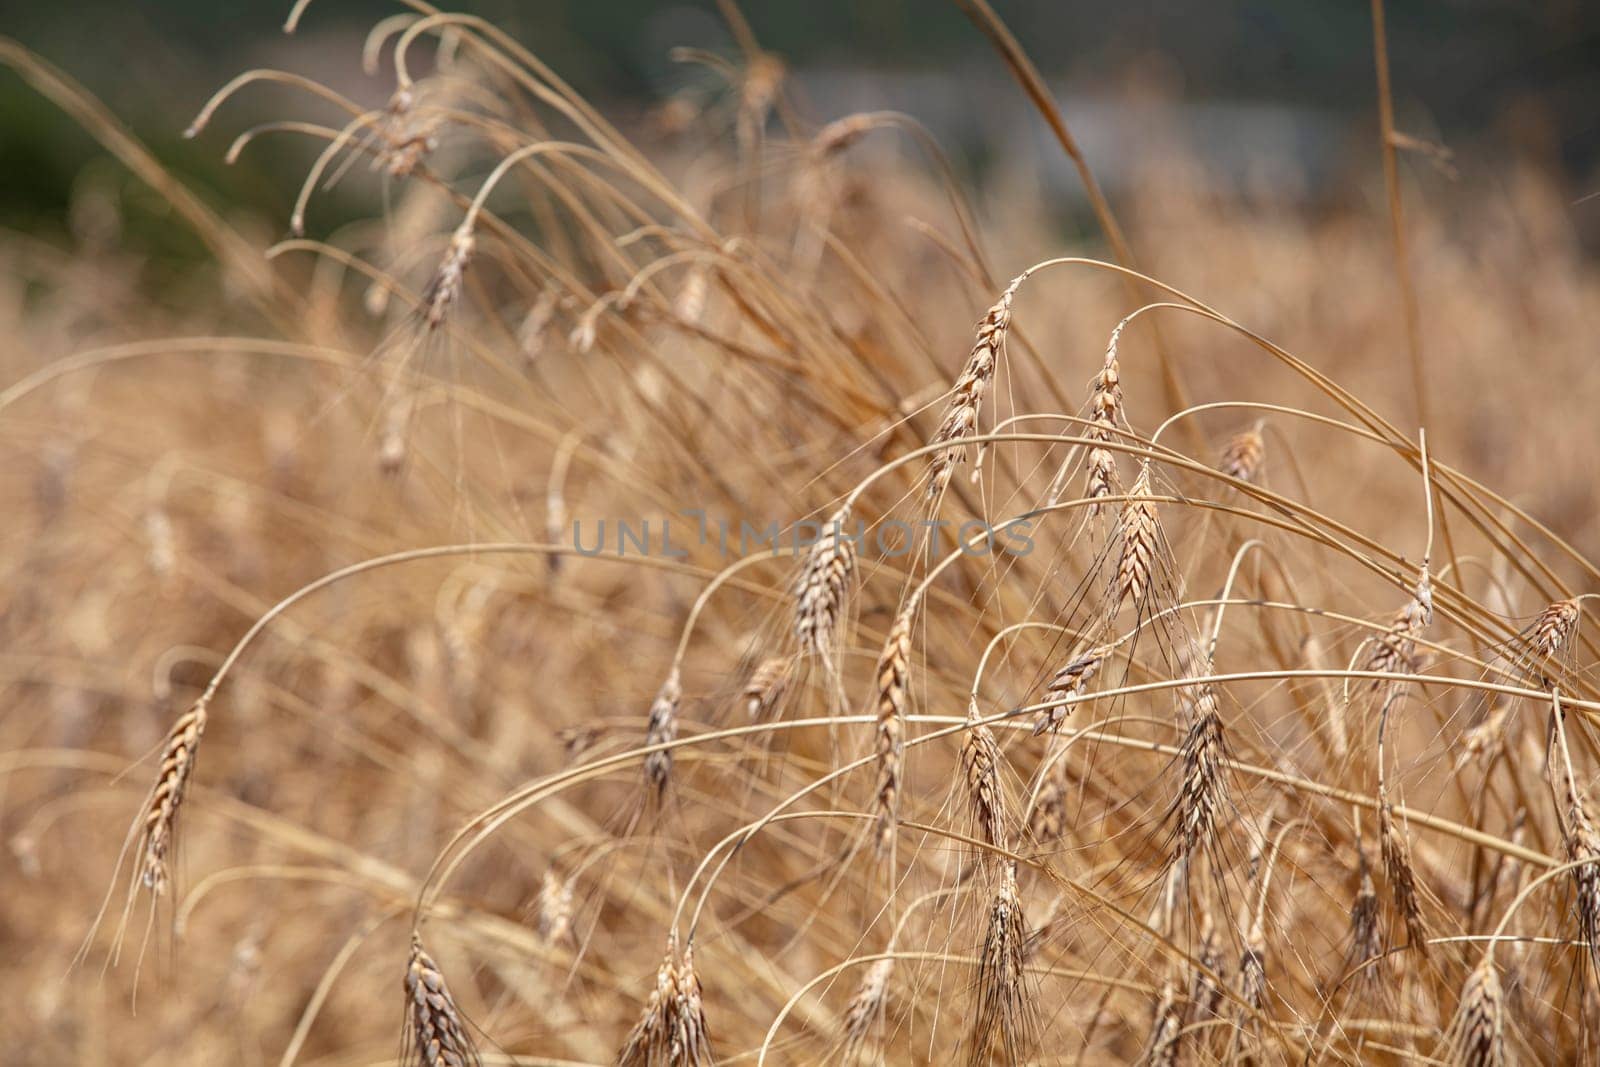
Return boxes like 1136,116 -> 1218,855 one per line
2,2 -> 1599,1065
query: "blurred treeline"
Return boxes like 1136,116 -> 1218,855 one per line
2,1 -> 1597,246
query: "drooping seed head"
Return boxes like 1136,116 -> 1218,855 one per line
1530,597 -> 1580,660
618,940 -> 713,1067
1112,463 -> 1161,616
1035,644 -> 1108,734
404,935 -> 482,1067
1235,919 -> 1268,1050
1446,955 -> 1506,1067
1172,678 -> 1226,869
1559,767 -> 1600,978
536,869 -> 576,948
967,862 -> 1032,1065
1082,320 -> 1128,513
961,702 -> 1009,853
795,507 -> 857,673
1378,797 -> 1430,960
1456,700 -> 1513,770
743,655 -> 791,720
841,957 -> 894,1063
423,225 -> 475,331
1189,909 -> 1225,1023
1346,852 -> 1383,986
1028,758 -> 1069,844
1218,426 -> 1265,483
1145,979 -> 1184,1067
928,280 -> 1020,500
1084,447 -> 1120,508
643,669 -> 682,799
873,593 -> 919,854
1365,571 -> 1432,684
139,700 -> 208,897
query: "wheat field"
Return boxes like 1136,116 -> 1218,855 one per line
3,3 -> 1599,1065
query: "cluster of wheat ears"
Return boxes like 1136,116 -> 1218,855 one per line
3,1 -> 1599,1064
